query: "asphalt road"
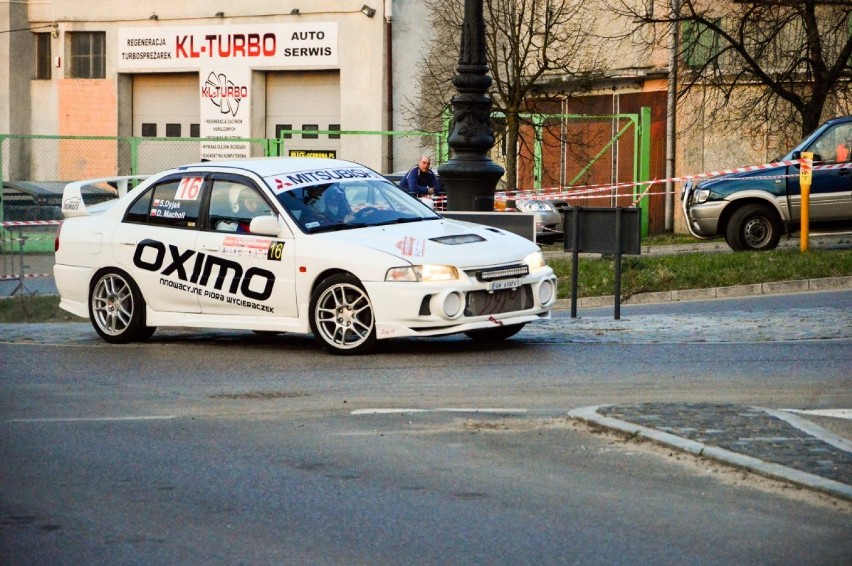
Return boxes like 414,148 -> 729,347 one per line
1,292 -> 851,564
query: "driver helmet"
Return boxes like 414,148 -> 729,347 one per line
230,186 -> 262,214
324,186 -> 350,219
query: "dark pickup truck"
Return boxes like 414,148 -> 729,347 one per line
681,115 -> 852,251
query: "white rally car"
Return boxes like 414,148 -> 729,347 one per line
55,158 -> 557,354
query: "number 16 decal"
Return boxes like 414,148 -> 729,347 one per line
176,177 -> 203,200
267,241 -> 285,261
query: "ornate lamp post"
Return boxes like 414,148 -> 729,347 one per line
438,0 -> 504,211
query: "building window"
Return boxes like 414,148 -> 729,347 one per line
166,124 -> 181,138
329,124 -> 341,139
190,124 -> 200,138
141,123 -> 157,137
35,33 -> 51,80
275,124 -> 293,139
68,32 -> 105,78
302,124 -> 319,139
682,20 -> 721,69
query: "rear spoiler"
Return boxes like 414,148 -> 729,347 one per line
61,175 -> 150,218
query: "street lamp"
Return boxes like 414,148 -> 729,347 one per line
437,0 -> 504,211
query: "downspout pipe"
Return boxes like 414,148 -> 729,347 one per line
385,0 -> 394,173
665,0 -> 680,232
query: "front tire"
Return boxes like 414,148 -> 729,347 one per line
89,269 -> 155,343
724,203 -> 782,251
464,323 -> 526,342
309,274 -> 377,355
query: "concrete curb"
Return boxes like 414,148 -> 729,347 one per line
568,405 -> 852,502
554,276 -> 852,310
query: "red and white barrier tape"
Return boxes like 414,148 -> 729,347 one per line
495,157 -> 843,205
1,220 -> 61,227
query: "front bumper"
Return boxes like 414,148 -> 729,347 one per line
681,183 -> 725,238
685,201 -> 726,237
365,270 -> 557,340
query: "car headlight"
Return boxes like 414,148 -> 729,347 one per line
523,251 -> 547,271
691,188 -> 710,205
514,199 -> 556,213
385,264 -> 459,282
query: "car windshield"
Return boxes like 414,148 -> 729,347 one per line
274,178 -> 441,233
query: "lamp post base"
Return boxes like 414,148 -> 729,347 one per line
439,156 -> 504,212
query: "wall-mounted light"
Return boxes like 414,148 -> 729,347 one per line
290,8 -> 300,15
360,4 -> 375,18
215,12 -> 224,18
149,13 -> 158,20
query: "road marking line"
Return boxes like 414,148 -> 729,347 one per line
6,416 -> 176,423
782,409 -> 852,420
351,408 -> 527,416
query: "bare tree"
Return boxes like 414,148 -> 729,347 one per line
405,0 -> 610,188
608,0 -> 852,143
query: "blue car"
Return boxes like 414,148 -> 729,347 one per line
682,116 -> 852,251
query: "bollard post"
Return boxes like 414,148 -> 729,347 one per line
800,152 -> 812,253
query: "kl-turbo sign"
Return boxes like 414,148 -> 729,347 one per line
118,23 -> 338,70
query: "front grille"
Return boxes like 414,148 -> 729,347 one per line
471,264 -> 529,282
465,286 -> 533,316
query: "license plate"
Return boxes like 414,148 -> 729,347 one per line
489,279 -> 519,291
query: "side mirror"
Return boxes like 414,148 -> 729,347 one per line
249,215 -> 281,236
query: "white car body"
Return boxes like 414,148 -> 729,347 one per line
54,158 -> 556,354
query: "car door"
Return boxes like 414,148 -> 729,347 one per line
196,174 -> 297,318
113,174 -> 205,313
788,121 -> 852,223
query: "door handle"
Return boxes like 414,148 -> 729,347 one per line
838,169 -> 850,176
201,243 -> 220,251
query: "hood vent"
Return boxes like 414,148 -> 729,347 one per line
430,234 -> 486,245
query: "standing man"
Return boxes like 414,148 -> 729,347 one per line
401,155 -> 443,197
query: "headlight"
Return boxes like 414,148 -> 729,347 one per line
523,251 -> 547,271
514,199 -> 555,213
385,265 -> 459,282
691,188 -> 710,205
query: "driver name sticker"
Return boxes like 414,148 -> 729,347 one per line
397,236 -> 425,257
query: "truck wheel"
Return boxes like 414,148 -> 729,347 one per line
725,204 -> 782,251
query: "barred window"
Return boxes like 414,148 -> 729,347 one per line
68,32 -> 105,78
35,33 -> 51,80
302,124 -> 319,139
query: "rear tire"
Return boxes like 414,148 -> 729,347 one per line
89,269 -> 155,343
464,323 -> 526,342
724,203 -> 782,251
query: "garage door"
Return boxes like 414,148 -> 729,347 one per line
266,71 -> 341,158
133,73 -> 199,139
133,73 -> 200,172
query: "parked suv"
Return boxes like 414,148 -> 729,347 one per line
682,115 -> 852,251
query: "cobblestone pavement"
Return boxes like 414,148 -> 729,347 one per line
571,404 -> 852,501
